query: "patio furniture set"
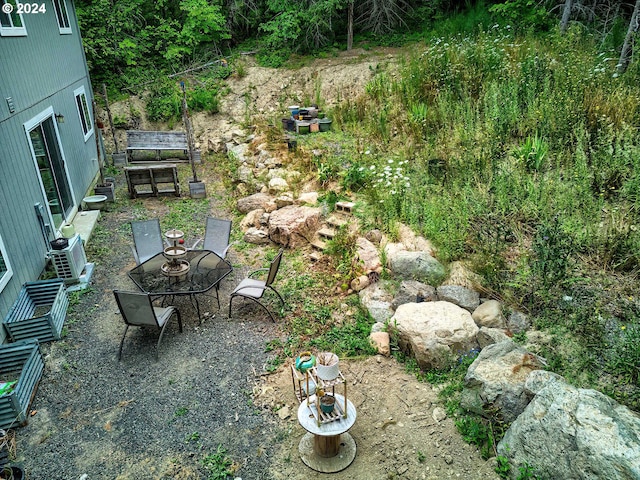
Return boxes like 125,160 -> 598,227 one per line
117,217 -> 285,360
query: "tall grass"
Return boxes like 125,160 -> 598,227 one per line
330,20 -> 640,408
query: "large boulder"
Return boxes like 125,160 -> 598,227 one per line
243,227 -> 270,245
391,280 -> 437,310
461,341 -> 546,422
437,285 -> 480,313
444,261 -> 485,291
267,205 -> 321,248
239,209 -> 264,231
507,310 -> 530,334
237,193 -> 275,213
388,251 -> 446,285
355,237 -> 382,273
268,177 -> 289,194
298,192 -> 318,205
397,223 -> 436,254
227,142 -> 249,162
392,301 -> 479,370
359,282 -> 394,324
476,327 -> 511,349
498,380 -> 640,480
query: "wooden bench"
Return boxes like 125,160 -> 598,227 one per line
125,164 -> 180,198
125,130 -> 201,163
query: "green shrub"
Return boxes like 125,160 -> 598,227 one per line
188,85 -> 220,114
146,81 -> 181,122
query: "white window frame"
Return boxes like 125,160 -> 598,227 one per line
73,86 -> 93,142
52,0 -> 71,34
0,0 -> 27,36
0,234 -> 14,293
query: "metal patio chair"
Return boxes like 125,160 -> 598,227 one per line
228,249 -> 285,323
190,217 -> 235,307
190,217 -> 234,259
114,290 -> 182,361
130,219 -> 165,265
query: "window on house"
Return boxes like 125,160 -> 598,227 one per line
0,234 -> 13,292
0,0 -> 27,36
74,86 -> 93,141
52,0 -> 71,34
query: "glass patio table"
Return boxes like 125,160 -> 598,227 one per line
128,250 -> 233,321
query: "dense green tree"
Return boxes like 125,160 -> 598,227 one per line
165,0 -> 230,60
75,0 -> 640,87
260,0 -> 346,52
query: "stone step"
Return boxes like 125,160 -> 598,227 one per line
309,251 -> 324,262
326,215 -> 349,229
318,227 -> 336,240
310,239 -> 326,251
335,201 -> 355,214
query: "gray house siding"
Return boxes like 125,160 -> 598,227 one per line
0,0 -> 97,341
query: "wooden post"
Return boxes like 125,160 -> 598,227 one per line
180,82 -> 198,182
92,100 -> 104,185
314,434 -> 341,458
102,84 -> 119,154
347,1 -> 354,51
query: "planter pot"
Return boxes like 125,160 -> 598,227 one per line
295,351 -> 316,374
94,182 -> 115,202
310,122 -> 320,133
297,122 -> 310,135
316,352 -> 339,380
319,394 -> 335,414
61,224 -> 75,239
281,118 -> 295,132
83,195 -> 107,210
189,180 -> 207,199
288,105 -> 300,117
318,118 -> 332,132
0,465 -> 24,480
112,153 -> 127,166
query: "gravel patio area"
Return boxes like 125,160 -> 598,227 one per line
13,199 -> 286,479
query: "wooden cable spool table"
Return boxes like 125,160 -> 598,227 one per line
296,393 -> 357,473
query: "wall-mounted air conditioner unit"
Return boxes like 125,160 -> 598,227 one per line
49,234 -> 87,281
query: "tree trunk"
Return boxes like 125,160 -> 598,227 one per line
560,0 -> 573,33
347,1 -> 354,51
616,0 -> 640,76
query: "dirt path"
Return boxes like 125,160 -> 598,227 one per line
262,355 -> 499,479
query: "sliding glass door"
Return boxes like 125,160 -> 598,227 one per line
26,111 -> 74,230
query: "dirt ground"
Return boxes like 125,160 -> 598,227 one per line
14,48 -> 500,479
262,355 -> 500,480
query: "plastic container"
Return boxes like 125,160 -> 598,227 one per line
288,105 -> 300,117
61,224 -> 75,239
319,394 -> 336,414
83,195 -> 107,210
297,122 -> 310,134
318,118 -> 332,132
